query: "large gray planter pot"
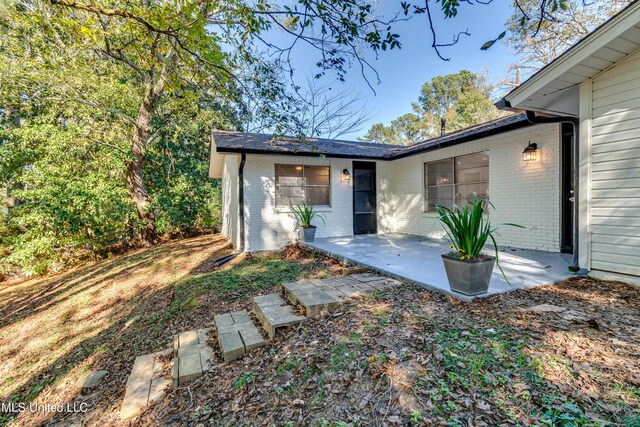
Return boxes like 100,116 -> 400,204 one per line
441,254 -> 495,296
299,226 -> 317,242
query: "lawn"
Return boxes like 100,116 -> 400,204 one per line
0,235 -> 638,426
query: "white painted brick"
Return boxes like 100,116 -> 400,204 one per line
223,123 -> 563,253
380,124 -> 562,252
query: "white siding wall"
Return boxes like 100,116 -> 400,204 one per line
378,124 -> 562,252
221,154 -> 241,249
589,49 -> 640,276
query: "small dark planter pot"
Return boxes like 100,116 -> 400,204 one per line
441,254 -> 495,296
299,225 -> 317,242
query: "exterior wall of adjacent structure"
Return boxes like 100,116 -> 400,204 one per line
221,154 -> 241,249
379,123 -> 562,252
579,48 -> 640,278
219,123 -> 563,253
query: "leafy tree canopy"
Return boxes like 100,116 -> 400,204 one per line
360,70 -> 500,145
505,0 -> 632,72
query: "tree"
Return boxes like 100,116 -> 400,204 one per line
291,79 -> 372,139
1,0 -> 407,246
360,70 -> 501,145
505,0 -> 631,72
360,113 -> 429,145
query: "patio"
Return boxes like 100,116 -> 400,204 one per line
302,233 -> 574,300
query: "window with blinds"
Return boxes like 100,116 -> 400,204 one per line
424,152 -> 489,212
275,164 -> 331,207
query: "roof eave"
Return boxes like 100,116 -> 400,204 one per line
215,146 -> 391,160
384,117 -> 532,160
503,1 -> 640,110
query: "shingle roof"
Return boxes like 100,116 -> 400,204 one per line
212,114 -> 531,160
211,131 -> 393,159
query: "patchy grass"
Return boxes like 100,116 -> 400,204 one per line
0,236 -> 336,426
1,236 -> 639,426
143,278 -> 639,427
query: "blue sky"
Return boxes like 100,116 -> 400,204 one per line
268,1 -> 519,139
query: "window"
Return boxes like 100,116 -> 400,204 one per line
275,164 -> 330,207
424,152 -> 489,212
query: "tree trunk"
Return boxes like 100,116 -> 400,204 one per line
126,86 -> 157,245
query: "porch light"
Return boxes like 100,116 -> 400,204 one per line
341,168 -> 351,181
522,142 -> 538,162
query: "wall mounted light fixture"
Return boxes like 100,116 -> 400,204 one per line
522,142 -> 538,162
341,168 -> 351,181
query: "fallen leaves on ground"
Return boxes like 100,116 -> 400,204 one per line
1,238 -> 639,426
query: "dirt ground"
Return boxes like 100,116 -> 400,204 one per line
0,235 -> 638,426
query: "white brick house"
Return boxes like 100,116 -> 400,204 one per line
210,1 -> 640,283
210,115 -> 570,255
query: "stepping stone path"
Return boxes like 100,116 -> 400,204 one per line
214,311 -> 265,363
173,329 -> 214,387
119,271 -> 401,419
254,293 -> 307,339
120,349 -> 172,420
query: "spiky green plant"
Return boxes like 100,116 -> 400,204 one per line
291,203 -> 326,228
436,194 -> 523,284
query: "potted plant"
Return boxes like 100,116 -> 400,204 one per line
291,203 -> 326,242
436,195 -> 523,296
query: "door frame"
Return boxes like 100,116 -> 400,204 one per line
352,161 -> 377,235
560,123 -> 574,254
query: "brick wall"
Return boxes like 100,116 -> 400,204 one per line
382,123 -> 562,252
226,123 -> 562,252
242,155 -> 362,251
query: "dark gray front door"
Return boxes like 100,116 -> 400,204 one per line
561,123 -> 574,254
353,161 -> 377,235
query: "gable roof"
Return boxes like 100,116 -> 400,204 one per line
498,0 -> 640,116
211,114 -> 531,161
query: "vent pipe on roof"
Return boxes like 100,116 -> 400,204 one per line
440,118 -> 446,136
504,68 -> 522,89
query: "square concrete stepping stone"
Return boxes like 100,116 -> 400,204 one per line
148,377 -> 170,403
178,352 -> 202,383
172,328 -> 215,386
121,351 -> 170,419
350,273 -> 381,282
283,281 -> 341,318
363,278 -> 400,291
217,326 -> 245,363
253,293 -> 306,339
214,310 -> 266,363
121,376 -> 151,420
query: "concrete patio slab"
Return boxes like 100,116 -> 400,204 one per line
302,234 -> 574,300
